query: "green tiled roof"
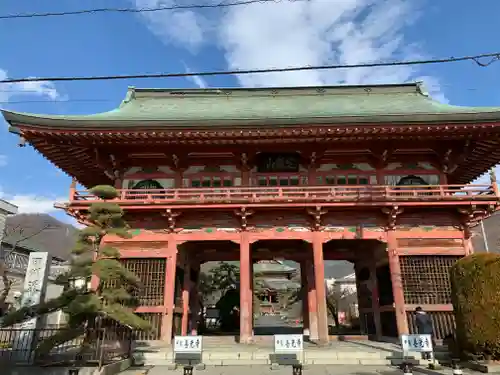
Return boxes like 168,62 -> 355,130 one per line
261,278 -> 301,291
201,260 -> 296,275
4,83 -> 500,128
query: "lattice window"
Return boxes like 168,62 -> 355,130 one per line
135,313 -> 163,340
407,311 -> 455,340
120,258 -> 166,306
400,255 -> 460,304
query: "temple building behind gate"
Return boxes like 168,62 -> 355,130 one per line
3,82 -> 500,343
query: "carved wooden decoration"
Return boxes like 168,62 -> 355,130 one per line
381,206 -> 404,230
161,209 -> 181,233
235,207 -> 255,231
307,206 -> 328,231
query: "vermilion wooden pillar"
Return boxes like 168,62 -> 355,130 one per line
312,234 -> 329,343
239,234 -> 252,343
369,261 -> 382,340
299,261 -> 310,336
161,241 -> 178,342
387,231 -> 408,335
181,256 -> 191,336
306,259 -> 319,340
190,262 -> 201,335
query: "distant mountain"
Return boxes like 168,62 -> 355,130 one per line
3,213 -> 78,261
472,212 -> 500,253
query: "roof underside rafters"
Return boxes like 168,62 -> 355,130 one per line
17,125 -> 500,187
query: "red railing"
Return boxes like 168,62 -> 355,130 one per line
69,184 -> 499,207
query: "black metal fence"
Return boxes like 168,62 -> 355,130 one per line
0,325 -> 133,367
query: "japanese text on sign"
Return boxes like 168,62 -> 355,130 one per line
274,334 -> 304,353
400,334 -> 433,353
173,336 -> 203,353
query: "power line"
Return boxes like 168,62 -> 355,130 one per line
0,0 -> 304,20
0,82 -> 495,106
1,52 -> 499,85
0,99 -> 113,104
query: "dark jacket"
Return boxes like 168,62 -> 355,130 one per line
415,312 -> 433,335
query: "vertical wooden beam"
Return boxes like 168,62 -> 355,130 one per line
306,259 -> 319,341
239,233 -> 253,343
312,233 -> 329,344
300,261 -> 310,336
353,262 -> 367,335
162,240 -> 178,342
369,260 -> 382,340
181,255 -> 191,336
387,231 -> 409,335
190,262 -> 201,335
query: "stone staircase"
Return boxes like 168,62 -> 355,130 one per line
132,337 -> 446,366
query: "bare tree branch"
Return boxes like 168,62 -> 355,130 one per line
0,223 -> 55,312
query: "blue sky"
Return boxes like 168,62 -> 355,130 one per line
0,0 -> 499,225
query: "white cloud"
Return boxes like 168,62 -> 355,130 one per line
0,155 -> 7,167
136,0 -> 208,52
134,0 -> 446,101
182,62 -> 208,88
0,190 -> 65,214
0,68 -> 60,105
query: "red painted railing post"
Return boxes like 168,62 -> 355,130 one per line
80,184 -> 498,207
492,181 -> 500,198
69,178 -> 76,201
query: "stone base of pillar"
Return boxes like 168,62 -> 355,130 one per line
239,335 -> 253,344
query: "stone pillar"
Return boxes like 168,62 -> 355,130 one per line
300,261 -> 310,336
312,234 -> 329,344
162,241 -> 178,342
181,256 -> 191,336
306,259 -> 319,341
239,233 -> 252,343
387,231 -> 408,335
15,252 -> 51,362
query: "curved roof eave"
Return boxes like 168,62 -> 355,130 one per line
5,109 -> 500,131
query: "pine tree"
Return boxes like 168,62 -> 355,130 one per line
1,185 -> 150,355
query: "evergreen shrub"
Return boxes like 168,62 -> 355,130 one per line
450,253 -> 500,360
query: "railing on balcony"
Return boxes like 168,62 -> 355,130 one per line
69,184 -> 499,206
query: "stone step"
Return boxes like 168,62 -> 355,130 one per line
134,357 -> 430,366
133,349 -> 432,366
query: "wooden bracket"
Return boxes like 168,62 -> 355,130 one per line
161,209 -> 181,233
235,207 -> 254,231
381,206 -> 403,230
67,209 -> 91,227
307,206 -> 328,231
457,205 -> 496,237
369,146 -> 392,169
445,140 -> 472,175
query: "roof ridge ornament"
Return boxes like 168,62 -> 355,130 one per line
415,81 -> 429,97
123,86 -> 136,104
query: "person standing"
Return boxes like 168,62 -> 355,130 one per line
415,306 -> 434,359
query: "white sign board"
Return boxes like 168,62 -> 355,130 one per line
14,252 -> 51,363
174,335 -> 203,353
274,334 -> 304,353
401,334 -> 433,352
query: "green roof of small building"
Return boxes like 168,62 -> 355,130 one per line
4,82 -> 500,128
201,260 -> 296,274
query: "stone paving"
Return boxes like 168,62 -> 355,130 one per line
120,365 -> 405,375
134,338 -> 437,366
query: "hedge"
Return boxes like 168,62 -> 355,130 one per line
450,253 -> 500,360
